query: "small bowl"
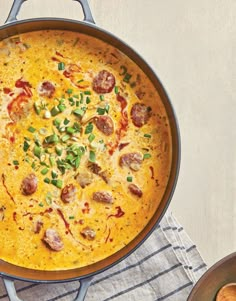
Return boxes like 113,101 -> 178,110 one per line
187,252 -> 236,301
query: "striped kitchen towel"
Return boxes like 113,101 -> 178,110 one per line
0,212 -> 207,301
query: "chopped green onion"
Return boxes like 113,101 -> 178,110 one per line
76,101 -> 80,107
73,122 -> 81,133
74,156 -> 81,168
51,179 -> 63,189
99,95 -> 105,101
61,134 -> 70,142
84,91 -> 91,95
143,153 -> 151,159
66,127 -> 76,134
33,145 -> 42,159
55,146 -> 63,156
73,108 -> 85,117
89,150 -> 96,163
13,160 -> 19,165
114,86 -> 119,94
105,104 -> 110,113
44,134 -> 59,144
41,168 -> 49,175
39,202 -> 44,207
23,140 -> 30,152
123,73 -> 132,83
53,118 -> 61,127
79,92 -> 84,103
58,104 -> 66,112
86,96 -> 91,104
44,177 -> 51,184
85,122 -> 93,134
144,134 -> 152,138
51,170 -> 58,179
50,106 -> 60,116
66,88 -> 73,95
96,107 -> 106,115
58,62 -> 65,70
77,79 -> 84,84
28,126 -> 36,133
127,176 -> 133,182
69,216 -> 75,219
49,155 -> 55,167
88,133 -> 95,143
68,97 -> 75,106
34,102 -> 41,115
31,162 -> 36,169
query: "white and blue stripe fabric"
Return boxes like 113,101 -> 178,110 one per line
0,212 -> 207,301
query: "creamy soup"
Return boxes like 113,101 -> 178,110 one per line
0,30 -> 171,270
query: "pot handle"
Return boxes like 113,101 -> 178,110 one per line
3,276 -> 93,301
5,0 -> 95,24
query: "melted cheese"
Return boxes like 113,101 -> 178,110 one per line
0,30 -> 172,270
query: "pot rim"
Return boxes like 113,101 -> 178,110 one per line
0,17 -> 181,283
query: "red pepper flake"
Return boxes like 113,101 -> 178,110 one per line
118,142 -> 130,151
2,174 -> 15,204
108,206 -> 125,219
105,228 -> 111,243
13,212 -> 17,222
3,88 -> 11,94
149,166 -> 154,180
109,94 -> 129,155
10,136 -> 15,143
15,78 -> 32,97
56,51 -> 64,58
51,57 -> 60,62
82,202 -> 90,214
63,70 -> 70,78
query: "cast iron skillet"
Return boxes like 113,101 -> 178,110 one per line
0,0 -> 181,300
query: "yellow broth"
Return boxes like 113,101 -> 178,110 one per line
0,30 -> 172,270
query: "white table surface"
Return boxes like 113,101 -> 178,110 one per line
0,0 -> 235,268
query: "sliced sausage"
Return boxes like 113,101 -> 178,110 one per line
43,228 -> 64,251
94,115 -> 114,135
38,81 -> 55,98
92,70 -> 115,94
80,226 -> 96,240
93,191 -> 113,204
119,152 -> 143,171
76,172 -> 93,189
128,184 -> 143,198
87,162 -> 110,184
131,103 -> 151,127
61,184 -> 77,203
7,94 -> 31,122
21,173 -> 38,195
87,162 -> 101,175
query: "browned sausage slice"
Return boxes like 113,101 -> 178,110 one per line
80,226 -> 96,240
128,184 -> 143,198
94,115 -> 114,135
92,70 -> 115,94
43,228 -> 64,251
21,173 -> 38,195
61,184 -> 77,203
131,103 -> 151,127
38,81 -> 55,98
93,191 -> 113,204
119,152 -> 143,171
